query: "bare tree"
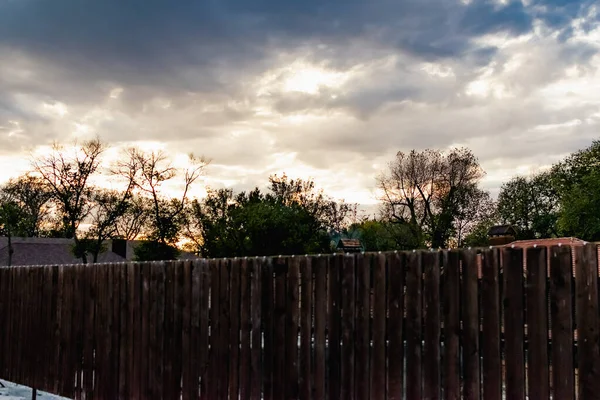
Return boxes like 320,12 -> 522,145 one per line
454,189 -> 496,247
378,147 -> 485,248
125,148 -> 208,246
113,194 -> 151,240
83,189 -> 133,263
31,138 -> 106,263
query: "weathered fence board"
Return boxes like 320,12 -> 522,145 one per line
355,253 -> 371,400
313,256 -> 327,400
503,247 -> 526,400
462,249 -> 481,400
550,245 -> 575,399
340,254 -> 355,400
239,258 -> 251,400
481,248 -> 502,400
405,251 -> 422,400
443,251 -> 461,400
299,256 -> 312,400
423,250 -> 441,400
526,247 -> 550,400
371,253 -> 387,400
286,257 -> 300,400
0,245 -> 599,399
387,252 -> 404,400
575,244 -> 600,399
328,255 -> 342,400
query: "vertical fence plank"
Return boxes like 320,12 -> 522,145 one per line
182,260 -> 193,400
575,244 -> 600,398
286,257 -> 300,400
140,263 -> 154,399
0,268 -> 5,378
54,266 -> 66,393
388,252 -> 404,400
110,264 -> 121,399
299,256 -> 313,400
341,254 -> 356,400
424,251 -> 441,400
126,262 -> 137,400
145,262 -> 157,400
328,255 -> 342,400
250,258 -> 263,400
7,267 -> 15,383
502,247 -> 525,400
239,258 -> 251,400
14,267 -> 24,386
371,253 -> 387,399
355,254 -> 371,400
462,250 -> 480,400
481,248 -> 502,400
550,245 -> 575,399
100,264 -> 113,399
199,259 -> 210,399
406,251 -> 423,400
174,261 -> 186,397
155,262 -> 167,400
273,257 -> 287,400
23,268 -> 34,390
219,260 -> 231,399
0,267 -> 7,379
27,267 -> 38,392
314,256 -> 327,400
208,259 -> 221,400
47,266 -> 59,393
526,247 -> 550,400
262,258 -> 275,400
284,256 -> 300,399
443,251 -> 460,400
189,260 -> 202,400
229,259 -> 241,400
118,263 -> 129,400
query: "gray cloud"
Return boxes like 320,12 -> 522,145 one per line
0,0 -> 598,200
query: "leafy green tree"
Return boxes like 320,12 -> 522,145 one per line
2,175 -> 53,237
551,140 -> 600,194
550,140 -> 600,241
268,174 -> 357,235
496,172 -> 559,239
133,240 -> 180,262
462,217 -> 497,248
187,175 -> 352,258
347,219 -> 419,251
0,195 -> 25,266
556,169 -> 600,241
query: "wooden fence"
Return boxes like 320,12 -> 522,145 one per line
1,245 -> 600,399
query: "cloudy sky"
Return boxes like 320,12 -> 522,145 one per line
0,0 -> 598,210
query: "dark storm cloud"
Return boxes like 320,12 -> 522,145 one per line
0,0 -> 591,114
0,0 -> 598,195
0,0 -> 542,74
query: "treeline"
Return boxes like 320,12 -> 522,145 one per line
0,138 -> 357,263
372,140 -> 600,249
0,138 -> 599,264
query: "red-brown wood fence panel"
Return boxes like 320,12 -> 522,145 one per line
1,244 -> 599,399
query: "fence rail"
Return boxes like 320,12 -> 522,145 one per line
1,245 -> 600,399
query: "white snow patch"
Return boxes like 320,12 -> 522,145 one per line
0,380 -> 70,400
